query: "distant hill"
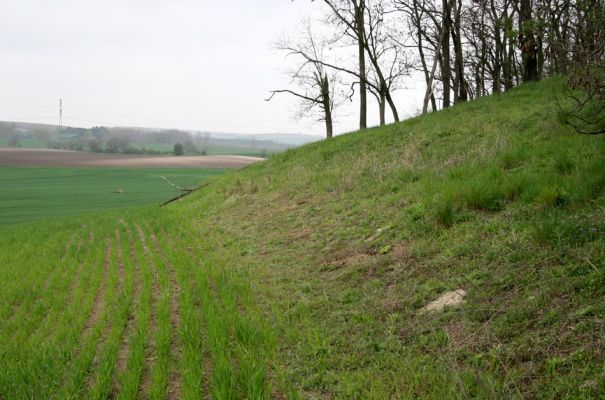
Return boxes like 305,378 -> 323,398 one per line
0,120 -> 321,157
203,132 -> 321,146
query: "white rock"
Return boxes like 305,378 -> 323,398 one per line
421,289 -> 467,312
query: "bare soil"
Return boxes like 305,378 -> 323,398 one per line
0,147 -> 263,168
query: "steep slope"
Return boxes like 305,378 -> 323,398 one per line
167,78 -> 605,398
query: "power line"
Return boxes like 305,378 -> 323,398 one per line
59,99 -> 63,134
0,102 -> 308,134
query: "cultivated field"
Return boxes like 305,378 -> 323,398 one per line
0,167 -> 226,226
0,212 -> 271,399
0,148 -> 263,168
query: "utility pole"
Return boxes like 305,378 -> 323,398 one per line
59,98 -> 63,135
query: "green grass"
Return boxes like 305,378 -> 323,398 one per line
0,167 -> 225,226
142,142 -> 279,157
0,138 -> 48,148
1,78 -> 604,398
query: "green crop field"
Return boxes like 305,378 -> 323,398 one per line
1,79 -> 604,399
0,138 -> 48,148
0,167 -> 225,226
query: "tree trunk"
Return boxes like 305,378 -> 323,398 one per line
442,0 -> 452,108
385,90 -> 399,122
379,91 -> 386,126
321,74 -> 333,138
503,11 -> 514,91
519,0 -> 539,82
423,0 -> 456,114
324,108 -> 333,138
451,0 -> 467,103
490,0 -> 502,93
356,2 -> 368,129
364,43 -> 400,123
413,0 -> 438,112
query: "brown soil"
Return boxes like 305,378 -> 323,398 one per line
0,147 -> 263,168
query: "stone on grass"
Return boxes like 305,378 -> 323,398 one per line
421,289 -> 466,312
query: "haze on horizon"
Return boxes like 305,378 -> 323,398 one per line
0,0 -> 422,137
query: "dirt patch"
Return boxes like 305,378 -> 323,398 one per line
0,147 -> 263,168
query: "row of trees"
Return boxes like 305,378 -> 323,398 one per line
270,0 -> 605,137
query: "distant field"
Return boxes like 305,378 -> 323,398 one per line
0,166 -> 225,225
0,148 -> 263,168
0,139 -> 279,157
142,142 -> 280,157
0,138 -> 47,148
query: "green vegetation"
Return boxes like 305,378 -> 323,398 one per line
0,137 -> 47,148
1,78 -> 604,398
0,122 -> 288,158
0,167 -> 225,226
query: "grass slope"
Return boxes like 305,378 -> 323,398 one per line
170,78 -> 605,398
0,167 -> 224,226
0,78 -> 604,399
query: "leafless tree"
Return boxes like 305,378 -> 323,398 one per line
268,24 -> 347,138
558,0 -> 605,135
320,0 -> 369,129
363,0 -> 412,124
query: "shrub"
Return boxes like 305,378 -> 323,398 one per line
173,142 -> 184,156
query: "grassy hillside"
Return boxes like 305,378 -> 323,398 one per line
1,78 -> 604,399
171,78 -> 605,398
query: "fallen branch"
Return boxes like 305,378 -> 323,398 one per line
161,175 -> 194,192
160,182 -> 211,207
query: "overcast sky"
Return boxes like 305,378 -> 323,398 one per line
0,0 -> 423,136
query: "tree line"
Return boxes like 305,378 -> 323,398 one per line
270,0 -> 605,137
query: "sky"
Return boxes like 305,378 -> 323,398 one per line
0,0 -> 423,136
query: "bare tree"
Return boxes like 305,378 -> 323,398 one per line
363,0 -> 411,124
321,0 -> 369,129
397,0 -> 438,111
419,0 -> 457,113
268,24 -> 346,138
558,0 -> 605,135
